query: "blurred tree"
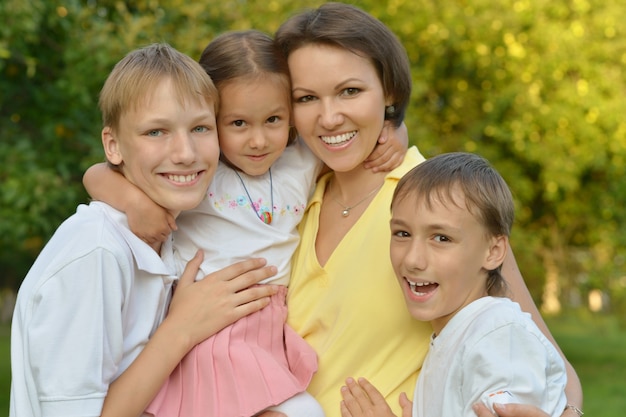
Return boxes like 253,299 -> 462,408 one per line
1,0 -> 626,318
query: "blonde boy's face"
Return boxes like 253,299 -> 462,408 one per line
389,185 -> 507,335
102,77 -> 219,217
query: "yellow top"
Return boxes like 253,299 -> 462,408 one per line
287,147 -> 432,416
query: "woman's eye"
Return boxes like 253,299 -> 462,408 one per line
434,235 -> 450,243
342,87 -> 360,96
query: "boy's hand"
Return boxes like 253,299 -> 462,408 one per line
364,121 -> 408,172
166,252 -> 278,349
340,377 -> 410,417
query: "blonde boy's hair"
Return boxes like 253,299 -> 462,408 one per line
98,43 -> 219,132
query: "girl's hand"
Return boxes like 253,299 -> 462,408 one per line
165,251 -> 279,349
340,377 -> 410,417
126,193 -> 176,246
364,121 -> 408,172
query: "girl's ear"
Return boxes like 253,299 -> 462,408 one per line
484,235 -> 508,271
102,126 -> 123,165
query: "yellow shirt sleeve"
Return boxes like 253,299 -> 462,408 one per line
288,147 -> 432,416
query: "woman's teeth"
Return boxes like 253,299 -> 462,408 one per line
320,131 -> 356,145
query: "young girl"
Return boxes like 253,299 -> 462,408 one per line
83,30 -> 406,417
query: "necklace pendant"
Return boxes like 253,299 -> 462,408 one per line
341,208 -> 350,217
260,211 -> 273,224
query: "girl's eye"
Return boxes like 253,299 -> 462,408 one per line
267,116 -> 280,124
295,95 -> 315,103
233,120 -> 246,127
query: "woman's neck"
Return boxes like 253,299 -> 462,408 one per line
329,165 -> 387,203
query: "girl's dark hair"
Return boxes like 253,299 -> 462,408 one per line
199,30 -> 297,144
274,2 -> 411,127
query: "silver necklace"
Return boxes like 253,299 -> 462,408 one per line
234,169 -> 274,224
332,182 -> 383,217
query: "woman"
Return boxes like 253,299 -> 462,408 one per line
274,3 -> 583,417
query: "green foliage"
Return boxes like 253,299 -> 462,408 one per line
2,0 -> 626,316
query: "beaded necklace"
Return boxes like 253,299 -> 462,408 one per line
234,169 -> 274,224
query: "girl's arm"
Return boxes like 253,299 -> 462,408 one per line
364,121 -> 409,172
502,246 -> 583,415
100,253 -> 279,417
83,163 -> 176,244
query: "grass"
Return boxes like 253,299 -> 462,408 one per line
0,313 -> 624,415
545,312 -> 626,417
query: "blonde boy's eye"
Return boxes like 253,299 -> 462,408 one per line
193,126 -> 209,133
147,130 -> 162,137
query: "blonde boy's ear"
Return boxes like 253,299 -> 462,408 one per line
102,126 -> 123,165
484,235 -> 508,271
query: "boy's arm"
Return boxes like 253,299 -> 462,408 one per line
101,253 -> 279,417
363,121 -> 409,172
502,246 -> 583,414
83,163 -> 176,244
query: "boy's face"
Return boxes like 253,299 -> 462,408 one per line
217,77 -> 291,176
103,78 -> 219,217
389,185 -> 506,335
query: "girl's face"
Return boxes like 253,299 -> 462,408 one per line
217,75 -> 291,176
288,43 -> 391,173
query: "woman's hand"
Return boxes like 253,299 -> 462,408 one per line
473,402 -> 555,417
166,251 -> 279,349
340,377 -> 411,417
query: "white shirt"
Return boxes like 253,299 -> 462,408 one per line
10,202 -> 177,417
174,139 -> 320,286
413,297 -> 568,417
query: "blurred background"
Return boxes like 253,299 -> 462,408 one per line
1,0 -> 625,414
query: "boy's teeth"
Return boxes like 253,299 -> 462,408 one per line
321,131 -> 356,145
168,173 -> 197,183
408,281 -> 437,296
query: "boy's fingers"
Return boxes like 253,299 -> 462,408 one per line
177,250 -> 203,288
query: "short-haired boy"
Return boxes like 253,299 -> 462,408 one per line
340,152 -> 568,417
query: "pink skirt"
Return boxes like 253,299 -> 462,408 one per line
145,285 -> 318,417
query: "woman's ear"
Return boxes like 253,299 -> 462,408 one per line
484,235 -> 508,271
102,126 -> 123,165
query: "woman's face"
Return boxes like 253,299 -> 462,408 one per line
288,44 -> 391,173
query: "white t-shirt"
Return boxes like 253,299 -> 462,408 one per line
413,296 -> 568,417
174,139 -> 321,286
10,202 -> 177,417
